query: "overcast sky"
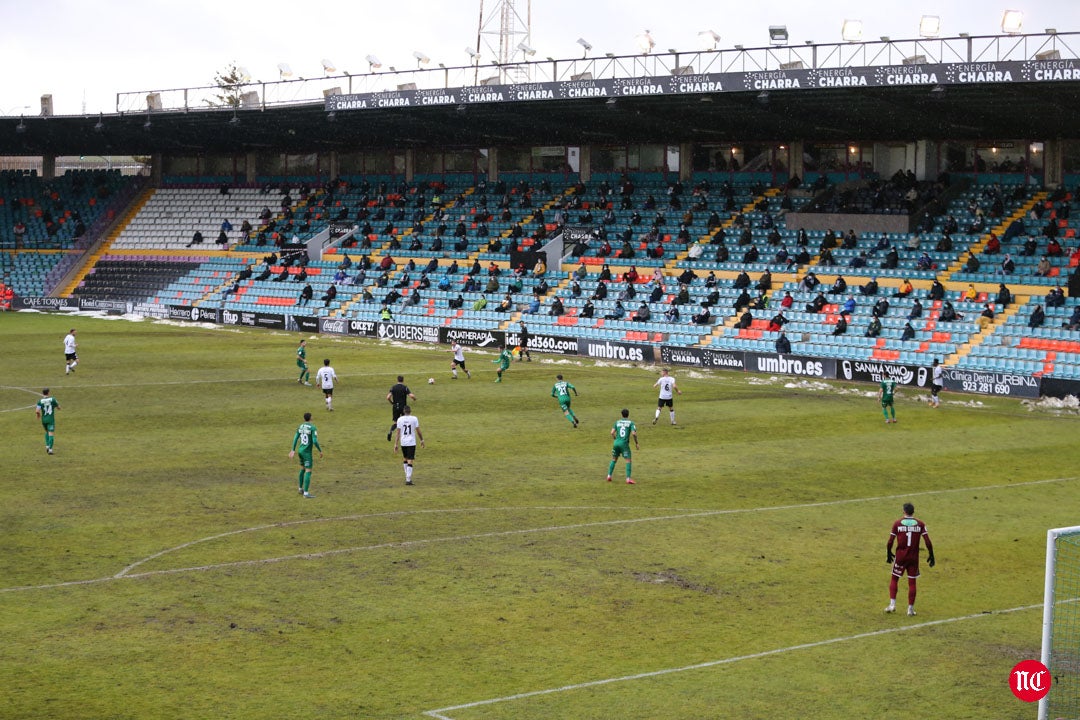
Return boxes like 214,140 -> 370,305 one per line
1,0 -> 1076,116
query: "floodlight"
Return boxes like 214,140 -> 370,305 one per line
480,76 -> 501,86
779,60 -> 804,70
1001,10 -> 1023,35
1036,49 -> 1061,60
698,30 -> 720,51
15,117 -> 26,134
577,38 -> 592,56
277,62 -> 294,79
1046,28 -> 1058,35
146,92 -> 162,111
517,42 -> 536,56
322,87 -> 342,98
366,54 -> 382,69
570,72 -> 593,81
236,67 -> 252,82
903,55 -> 927,65
397,83 -> 418,91
321,58 -> 337,74
671,65 -> 694,76
919,15 -> 941,38
93,113 -> 104,133
880,36 -> 891,43
769,26 -> 788,44
465,47 -> 482,60
413,51 -> 431,65
841,20 -> 863,42
635,30 -> 655,54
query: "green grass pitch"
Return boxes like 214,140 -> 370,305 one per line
2,311 -> 1079,719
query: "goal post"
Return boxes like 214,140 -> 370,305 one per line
1040,525 -> 1080,720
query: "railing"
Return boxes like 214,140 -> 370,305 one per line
115,32 -> 1079,114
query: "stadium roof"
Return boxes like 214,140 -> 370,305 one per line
4,82 -> 1079,157
4,32 -> 1080,156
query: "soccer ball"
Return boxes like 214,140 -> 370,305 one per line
428,377 -> 435,385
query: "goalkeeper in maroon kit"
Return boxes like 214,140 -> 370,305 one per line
885,503 -> 935,616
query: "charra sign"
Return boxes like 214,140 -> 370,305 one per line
326,60 -> 1077,113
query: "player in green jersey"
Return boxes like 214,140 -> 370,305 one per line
551,374 -> 580,428
879,377 -> 898,424
296,339 -> 311,385
607,408 -> 639,484
289,412 -> 322,497
35,388 -> 60,455
492,344 -> 512,382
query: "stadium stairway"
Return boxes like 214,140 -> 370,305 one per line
946,297 -> 1027,366
946,191 -> 1047,279
57,187 -> 156,297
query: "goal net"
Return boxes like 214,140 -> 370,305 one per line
1041,526 -> 1080,720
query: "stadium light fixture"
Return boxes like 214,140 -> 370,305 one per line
277,63 -> 294,80
769,26 -> 788,45
413,51 -> 431,67
143,113 -> 152,131
577,38 -> 592,57
1001,10 -> 1023,35
698,30 -> 720,51
1046,28 -> 1058,35
919,15 -> 941,38
516,42 -> 536,58
15,116 -> 26,134
321,59 -> 337,75
93,113 -> 104,133
635,30 -> 655,54
236,66 -> 253,83
366,54 -> 382,70
465,47 -> 482,63
841,20 -> 863,42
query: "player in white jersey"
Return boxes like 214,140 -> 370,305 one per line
314,358 -> 339,411
929,358 -> 943,408
652,368 -> 682,425
63,328 -> 78,374
393,405 -> 425,485
450,341 -> 471,379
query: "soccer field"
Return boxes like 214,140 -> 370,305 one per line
2,311 -> 1078,719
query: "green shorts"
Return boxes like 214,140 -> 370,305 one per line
297,451 -> 313,469
611,443 -> 631,460
41,420 -> 55,433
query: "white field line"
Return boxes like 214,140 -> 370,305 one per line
1,476 -> 1073,595
423,602 -> 1060,719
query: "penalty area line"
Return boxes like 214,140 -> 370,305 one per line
423,602 -> 1046,719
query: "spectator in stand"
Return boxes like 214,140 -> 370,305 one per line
663,301 -> 679,323
632,302 -> 651,322
1028,304 -> 1046,329
1048,238 -> 1064,257
963,283 -> 978,302
928,279 -> 945,300
895,278 -> 914,298
322,284 -> 338,307
1036,255 -> 1052,277
865,315 -> 883,337
873,298 -> 890,317
908,298 -> 924,320
859,276 -> 879,296
995,283 -> 1012,308
977,303 -> 995,329
901,322 -> 916,341
1001,253 -> 1016,275
775,330 -> 792,354
828,276 -> 847,295
691,302 -> 712,325
965,254 -> 981,273
984,233 -> 1001,254
832,315 -> 848,335
939,300 -> 961,322
767,311 -> 787,332
1047,285 -> 1066,308
840,296 -> 856,317
187,230 -> 204,247
297,283 -> 313,305
605,300 -> 626,320
806,292 -> 827,313
1065,304 -> 1080,331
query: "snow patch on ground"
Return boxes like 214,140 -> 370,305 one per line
1023,395 -> 1080,414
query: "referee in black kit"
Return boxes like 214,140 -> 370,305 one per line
386,375 -> 416,441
